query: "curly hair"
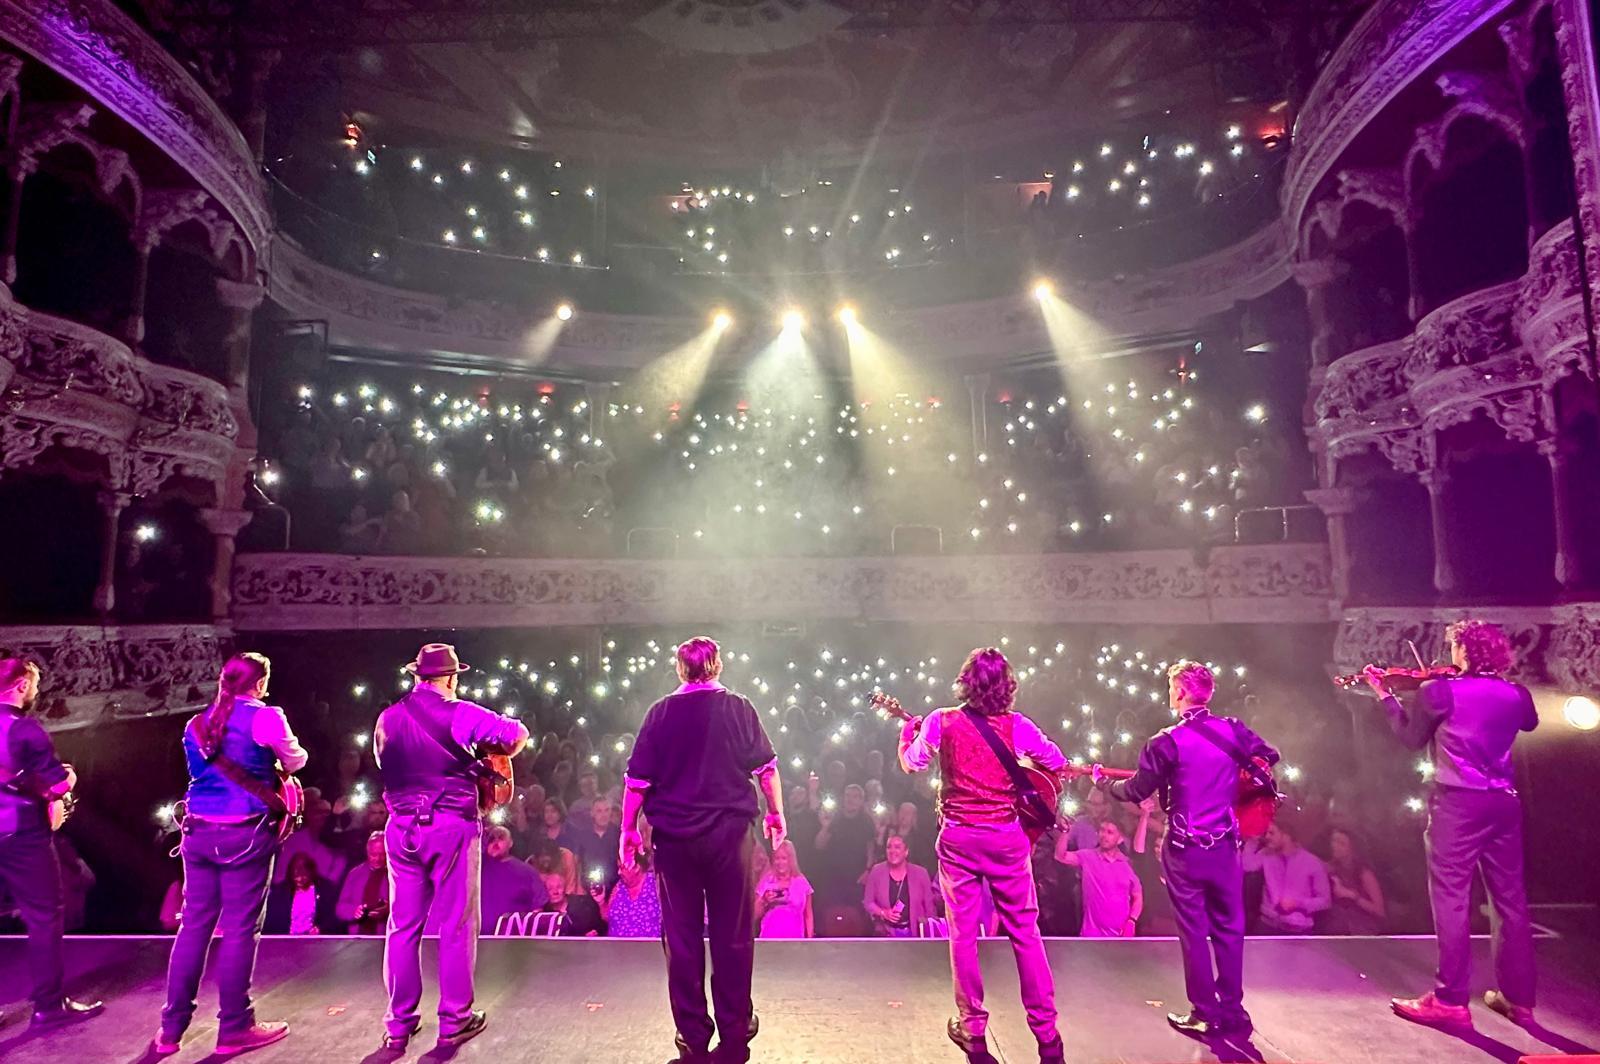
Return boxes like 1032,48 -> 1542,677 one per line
1446,620 -> 1514,674
955,647 -> 1017,717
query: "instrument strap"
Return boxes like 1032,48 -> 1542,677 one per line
399,693 -> 476,767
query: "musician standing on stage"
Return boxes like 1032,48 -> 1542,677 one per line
621,636 -> 784,1064
155,652 -> 304,1055
0,656 -> 102,1029
897,647 -> 1068,1063
374,643 -> 528,1051
1363,620 -> 1538,1028
1094,659 -> 1278,1039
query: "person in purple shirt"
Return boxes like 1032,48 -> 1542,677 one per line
479,825 -> 548,934
374,644 -> 528,1052
1054,819 -> 1143,937
1364,620 -> 1539,1029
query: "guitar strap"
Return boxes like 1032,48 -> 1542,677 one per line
963,710 -> 1052,819
1188,714 -> 1275,790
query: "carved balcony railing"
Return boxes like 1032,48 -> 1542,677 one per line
267,221 -> 1291,370
0,623 -> 229,732
0,283 -> 240,498
231,543 -> 1334,632
1308,217 -> 1588,478
1335,603 -> 1600,692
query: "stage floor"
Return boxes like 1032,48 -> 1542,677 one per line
2,934 -> 1598,1063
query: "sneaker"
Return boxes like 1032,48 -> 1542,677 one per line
1391,993 -> 1472,1027
151,1030 -> 184,1056
379,1020 -> 422,1052
947,1016 -> 988,1054
216,1021 -> 291,1055
1038,1034 -> 1067,1062
31,998 -> 104,1027
439,1010 -> 488,1047
1484,990 -> 1534,1025
1167,1010 -> 1215,1038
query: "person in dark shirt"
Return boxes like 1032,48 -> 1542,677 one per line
1364,620 -> 1538,1028
540,870 -> 604,936
479,825 -> 549,934
810,784 -> 875,932
621,637 -> 785,1064
0,656 -> 102,1027
569,795 -> 621,888
1096,659 -> 1278,1039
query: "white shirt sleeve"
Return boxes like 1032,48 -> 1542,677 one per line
899,709 -> 943,773
1012,715 -> 1069,772
253,705 -> 309,773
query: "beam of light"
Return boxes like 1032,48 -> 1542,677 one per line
628,322 -> 724,413
520,315 -> 568,364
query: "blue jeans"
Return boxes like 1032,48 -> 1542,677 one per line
160,818 -> 277,1038
383,813 -> 482,1039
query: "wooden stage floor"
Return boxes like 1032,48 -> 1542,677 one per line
1,934 -> 1597,1063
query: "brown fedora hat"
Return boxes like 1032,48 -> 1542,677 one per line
405,643 -> 470,678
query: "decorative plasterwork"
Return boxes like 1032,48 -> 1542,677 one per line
1334,603 -> 1600,692
230,543 -> 1334,632
1554,0 -> 1600,303
0,0 -> 269,258
0,622 -> 228,733
1285,0 -> 1518,241
267,221 -> 1293,371
0,283 -> 239,497
1309,217 -> 1588,478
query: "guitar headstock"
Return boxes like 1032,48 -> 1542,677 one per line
869,690 -> 911,723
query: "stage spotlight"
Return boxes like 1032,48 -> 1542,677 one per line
556,303 -> 574,321
1564,695 -> 1600,731
1032,280 -> 1053,302
712,310 -> 732,330
781,308 -> 805,330
836,304 -> 857,326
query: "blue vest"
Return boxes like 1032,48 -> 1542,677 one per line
183,698 -> 280,818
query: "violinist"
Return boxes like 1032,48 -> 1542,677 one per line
1360,620 -> 1538,1030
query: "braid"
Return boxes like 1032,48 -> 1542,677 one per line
196,652 -> 270,760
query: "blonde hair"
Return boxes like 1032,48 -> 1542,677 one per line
1168,659 -> 1215,704
769,839 -> 803,879
955,647 -> 1017,717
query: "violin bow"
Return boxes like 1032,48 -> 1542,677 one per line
1406,639 -> 1428,671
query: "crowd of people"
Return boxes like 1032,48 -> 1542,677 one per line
248,359 -> 1302,559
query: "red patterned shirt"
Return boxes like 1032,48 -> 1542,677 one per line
899,707 -> 1068,827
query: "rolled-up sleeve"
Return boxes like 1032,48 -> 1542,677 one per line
736,698 -> 777,773
899,709 -> 942,773
252,705 -> 309,774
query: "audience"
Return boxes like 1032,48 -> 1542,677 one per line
600,853 -> 662,938
335,830 -> 390,934
481,825 -> 551,934
1054,819 -> 1142,938
863,834 -> 937,937
542,870 -> 605,937
265,853 -> 341,935
755,841 -> 815,939
569,796 -> 621,888
1243,821 -> 1331,934
1323,828 -> 1388,935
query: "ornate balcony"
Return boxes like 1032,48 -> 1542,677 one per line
1334,603 -> 1600,691
0,623 -> 229,732
231,542 -> 1333,632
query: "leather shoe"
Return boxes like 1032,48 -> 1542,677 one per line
1392,992 -> 1472,1027
947,1016 -> 988,1054
31,998 -> 104,1027
1484,990 -> 1534,1025
1167,1010 -> 1214,1037
1038,1034 -> 1067,1062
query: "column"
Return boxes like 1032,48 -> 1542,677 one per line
233,49 -> 282,162
1290,259 -> 1347,366
0,162 -> 28,285
214,278 -> 267,397
963,373 -> 990,457
1419,466 -> 1457,597
1304,486 -> 1358,602
1541,437 -> 1585,590
92,490 -> 132,616
198,508 -> 254,621
123,239 -> 154,344
584,381 -> 614,441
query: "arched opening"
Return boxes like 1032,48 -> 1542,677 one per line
115,497 -> 213,623
1411,116 -> 1529,313
1550,371 -> 1600,592
1315,201 -> 1412,359
1337,450 -> 1434,605
144,225 -> 232,382
0,472 -> 103,620
1436,414 -> 1555,602
13,154 -> 138,334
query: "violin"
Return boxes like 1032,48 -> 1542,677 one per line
1332,663 -> 1459,691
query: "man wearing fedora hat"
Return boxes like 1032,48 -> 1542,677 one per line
374,643 -> 529,1051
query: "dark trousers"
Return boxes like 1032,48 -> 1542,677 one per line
1426,786 -> 1536,1007
653,818 -> 756,1058
160,818 -> 277,1037
1163,839 -> 1247,1023
0,826 -> 64,1009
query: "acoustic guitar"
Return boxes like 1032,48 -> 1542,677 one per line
474,750 -> 515,815
870,693 -> 1133,844
273,770 -> 306,844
